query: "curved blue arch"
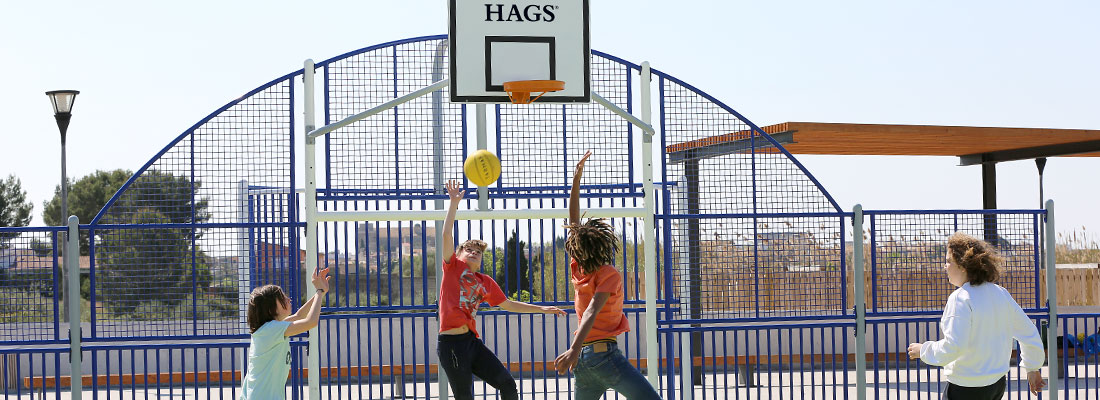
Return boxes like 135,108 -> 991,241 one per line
96,35 -> 841,224
91,69 -> 303,225
646,67 -> 842,212
315,34 -> 449,69
595,48 -> 841,212
591,50 -> 643,71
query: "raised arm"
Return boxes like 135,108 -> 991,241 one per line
441,180 -> 464,260
284,267 -> 331,337
284,294 -> 315,322
498,299 -> 566,315
569,151 -> 592,227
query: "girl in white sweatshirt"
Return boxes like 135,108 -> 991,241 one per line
907,232 -> 1046,399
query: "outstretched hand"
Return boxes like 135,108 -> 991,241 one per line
311,267 -> 331,294
574,150 -> 592,177
541,306 -> 567,316
445,179 -> 464,201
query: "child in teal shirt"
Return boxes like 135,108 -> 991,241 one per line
239,267 -> 330,400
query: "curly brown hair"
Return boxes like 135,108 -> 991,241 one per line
947,232 -> 1004,285
565,218 -> 620,275
247,285 -> 288,334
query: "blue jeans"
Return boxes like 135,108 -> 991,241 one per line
574,342 -> 661,400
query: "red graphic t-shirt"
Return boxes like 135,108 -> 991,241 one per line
438,254 -> 507,337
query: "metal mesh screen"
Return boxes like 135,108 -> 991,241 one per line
662,323 -> 853,400
93,78 -> 295,338
314,42 -> 652,398
0,34 -> 1086,398
867,316 -> 1047,399
660,76 -> 844,322
308,195 -> 654,309
754,148 -> 837,214
496,54 -> 634,191
0,228 -> 62,343
867,211 -> 1042,313
666,216 -> 845,321
324,38 -> 466,196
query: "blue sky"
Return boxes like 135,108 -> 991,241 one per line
2,0 -> 1098,236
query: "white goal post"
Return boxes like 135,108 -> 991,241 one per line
300,58 -> 661,399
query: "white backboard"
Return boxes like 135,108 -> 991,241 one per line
449,0 -> 590,103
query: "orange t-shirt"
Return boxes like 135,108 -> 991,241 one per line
570,260 -> 629,342
438,255 -> 507,337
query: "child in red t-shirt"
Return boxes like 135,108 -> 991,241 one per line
554,151 -> 660,400
437,180 -> 565,400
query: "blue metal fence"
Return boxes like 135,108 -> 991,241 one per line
0,35 -> 1094,399
0,226 -> 64,346
662,322 -> 856,399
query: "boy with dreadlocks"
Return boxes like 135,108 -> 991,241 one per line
554,151 -> 660,400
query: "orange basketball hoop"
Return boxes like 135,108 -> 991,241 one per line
503,80 -> 565,104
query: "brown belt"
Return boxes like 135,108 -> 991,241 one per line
582,339 -> 616,353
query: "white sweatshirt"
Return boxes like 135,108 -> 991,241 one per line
920,282 -> 1045,387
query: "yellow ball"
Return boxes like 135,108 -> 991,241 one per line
463,150 -> 501,187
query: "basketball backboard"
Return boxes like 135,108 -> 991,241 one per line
449,0 -> 590,103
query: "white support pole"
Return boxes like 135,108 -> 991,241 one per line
475,104 -> 489,211
67,215 -> 81,400
640,61 -> 660,386
236,180 -> 251,329
1044,199 -> 1058,399
591,92 -> 656,136
316,207 -> 646,223
852,205 -> 866,400
308,79 -> 450,140
431,41 -> 451,400
680,332 -> 694,400
674,181 -> 694,399
303,59 -> 321,400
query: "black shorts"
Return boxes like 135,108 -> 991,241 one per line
942,375 -> 1006,400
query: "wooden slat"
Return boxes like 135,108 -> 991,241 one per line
760,122 -> 1100,157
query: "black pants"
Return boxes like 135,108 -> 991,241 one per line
942,375 -> 1006,400
437,332 -> 518,400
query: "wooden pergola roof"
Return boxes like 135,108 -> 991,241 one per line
759,122 -> 1100,160
664,122 -> 1100,213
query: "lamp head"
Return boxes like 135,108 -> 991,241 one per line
46,90 -> 80,115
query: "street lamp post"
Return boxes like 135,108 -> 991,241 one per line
47,90 -> 79,322
1036,158 -> 1047,270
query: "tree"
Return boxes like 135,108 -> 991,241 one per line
98,208 -> 186,315
43,169 -> 130,225
42,169 -> 131,255
43,169 -> 211,254
0,175 -> 33,244
91,170 -> 212,318
30,239 -> 52,257
101,169 -> 210,227
494,229 -> 532,297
